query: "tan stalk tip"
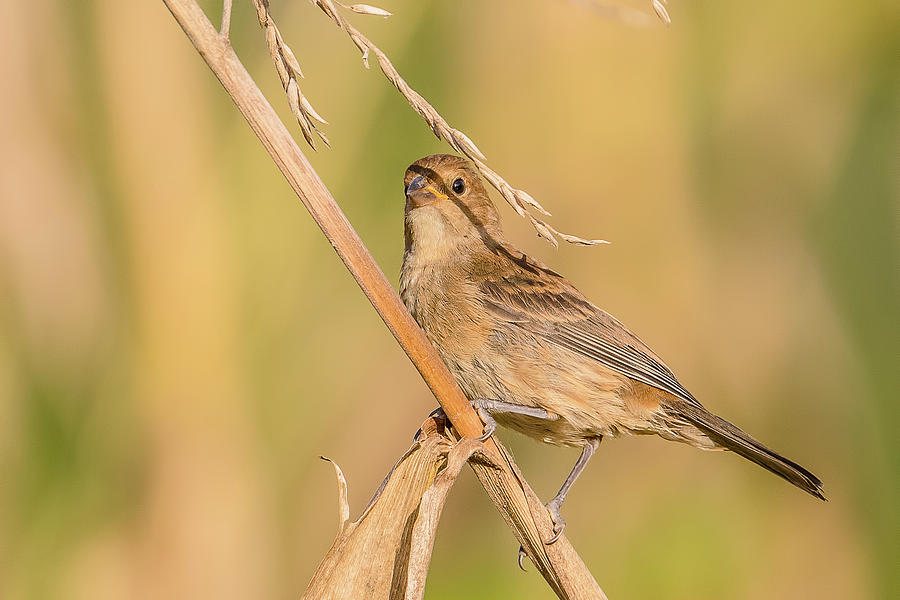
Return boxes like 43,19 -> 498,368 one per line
533,219 -> 559,248
514,189 -> 552,216
345,3 -> 392,17
282,45 -> 304,78
451,130 -> 487,161
300,95 -> 329,124
652,0 -> 671,25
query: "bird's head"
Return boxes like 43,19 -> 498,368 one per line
403,154 -> 502,259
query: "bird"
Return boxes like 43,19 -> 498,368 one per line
399,153 -> 824,540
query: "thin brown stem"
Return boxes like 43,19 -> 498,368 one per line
161,1 -> 606,597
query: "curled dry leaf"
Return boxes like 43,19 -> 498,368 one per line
303,421 -> 464,600
320,456 -> 350,534
405,437 -> 486,600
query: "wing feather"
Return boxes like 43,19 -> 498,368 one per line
479,266 -> 698,406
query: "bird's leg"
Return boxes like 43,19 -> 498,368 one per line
471,398 -> 555,441
545,436 -> 602,544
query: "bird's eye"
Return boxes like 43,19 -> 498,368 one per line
452,178 -> 465,194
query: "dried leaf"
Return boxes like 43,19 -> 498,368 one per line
405,438 -> 484,599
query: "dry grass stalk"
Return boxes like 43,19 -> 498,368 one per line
249,0 -> 604,247
163,1 -> 608,596
251,0 -> 330,148
308,0 -> 609,247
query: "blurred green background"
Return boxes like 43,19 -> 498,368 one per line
1,0 -> 896,598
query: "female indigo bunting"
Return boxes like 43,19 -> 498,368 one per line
399,154 -> 824,538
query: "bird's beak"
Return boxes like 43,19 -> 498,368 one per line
405,175 -> 446,209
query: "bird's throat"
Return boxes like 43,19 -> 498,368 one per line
404,207 -> 461,264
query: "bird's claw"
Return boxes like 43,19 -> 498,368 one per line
475,406 -> 496,441
544,501 -> 566,545
513,505 -> 562,571
476,420 -> 496,442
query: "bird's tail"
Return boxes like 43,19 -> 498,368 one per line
667,400 -> 825,500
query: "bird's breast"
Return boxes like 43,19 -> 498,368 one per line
400,254 -> 491,364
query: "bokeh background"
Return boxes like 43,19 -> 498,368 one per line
1,0 -> 896,598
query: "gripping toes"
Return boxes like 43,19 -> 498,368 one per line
545,500 -> 566,545
471,398 -> 554,441
474,405 -> 497,441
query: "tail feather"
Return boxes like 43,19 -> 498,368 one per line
669,401 -> 825,500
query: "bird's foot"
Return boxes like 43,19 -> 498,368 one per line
544,500 -> 566,545
475,405 -> 497,441
513,502 -> 564,571
470,399 -> 498,441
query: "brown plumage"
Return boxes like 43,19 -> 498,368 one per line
400,154 -> 824,535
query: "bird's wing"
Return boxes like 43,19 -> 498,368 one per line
477,257 -> 699,406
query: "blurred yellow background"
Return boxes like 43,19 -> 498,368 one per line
1,0 -> 896,598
